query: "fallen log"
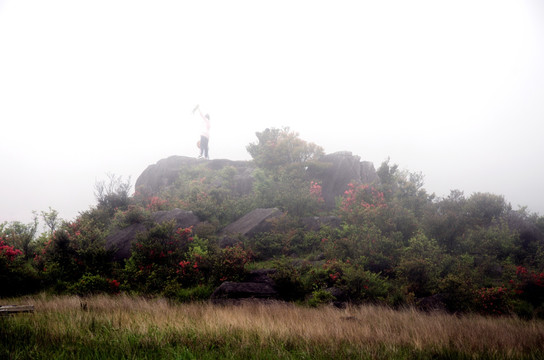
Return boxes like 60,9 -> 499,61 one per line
0,305 -> 34,315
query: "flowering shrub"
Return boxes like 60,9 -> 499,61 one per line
309,181 -> 324,204
510,266 -> 544,309
341,183 -> 386,213
338,183 -> 387,226
0,239 -> 40,297
176,253 -> 205,286
302,258 -> 390,303
123,223 -> 195,293
146,196 -> 169,212
476,286 -> 512,316
0,240 -> 23,263
213,244 -> 253,283
69,273 -> 121,295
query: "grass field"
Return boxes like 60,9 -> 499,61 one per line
1,294 -> 544,359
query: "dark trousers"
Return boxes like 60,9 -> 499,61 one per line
200,135 -> 209,159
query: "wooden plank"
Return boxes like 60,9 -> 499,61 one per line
0,305 -> 35,315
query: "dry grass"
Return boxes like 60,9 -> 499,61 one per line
6,294 -> 544,358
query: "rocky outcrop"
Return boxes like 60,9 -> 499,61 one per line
122,152 -> 378,258
135,156 -> 254,197
210,281 -> 278,303
106,223 -> 147,261
106,208 -> 201,261
219,208 -> 283,248
135,152 -> 378,208
309,151 -> 378,208
151,209 -> 200,229
210,269 -> 278,303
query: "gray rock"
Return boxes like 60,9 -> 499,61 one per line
211,281 -> 278,302
247,269 -> 277,285
136,153 -> 377,208
220,208 -> 283,247
106,223 -> 147,261
106,208 -> 201,261
135,156 -> 199,197
135,156 -> 255,197
152,208 -> 200,229
311,151 -> 378,208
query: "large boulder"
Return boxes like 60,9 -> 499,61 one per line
152,208 -> 200,229
210,269 -> 278,303
135,156 -> 198,197
135,156 -> 255,197
136,153 -> 377,206
106,223 -> 146,261
312,151 -> 378,208
106,208 -> 201,261
210,281 -> 278,303
219,208 -> 283,247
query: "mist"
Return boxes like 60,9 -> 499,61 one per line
1,0 -> 543,226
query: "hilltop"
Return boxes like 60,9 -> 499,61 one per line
1,128 -> 543,317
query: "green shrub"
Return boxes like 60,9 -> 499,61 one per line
69,273 -> 120,296
163,283 -> 214,302
123,222 -> 194,293
270,259 -> 306,301
0,241 -> 40,297
308,289 -> 336,307
340,265 -> 390,303
112,205 -> 150,229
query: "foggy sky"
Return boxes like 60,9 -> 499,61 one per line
1,0 -> 543,227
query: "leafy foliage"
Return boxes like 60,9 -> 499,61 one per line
246,127 -> 324,171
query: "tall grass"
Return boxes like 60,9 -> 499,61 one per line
2,294 -> 544,359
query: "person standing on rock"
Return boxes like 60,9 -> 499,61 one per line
193,104 -> 210,159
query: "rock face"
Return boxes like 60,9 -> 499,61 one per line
106,223 -> 147,261
210,269 -> 278,303
113,152 -> 378,260
134,152 -> 378,208
219,208 -> 283,247
151,209 -> 200,229
135,156 -> 254,197
312,151 -> 379,208
106,208 -> 201,261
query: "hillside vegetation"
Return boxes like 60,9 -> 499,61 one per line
2,128 -> 543,317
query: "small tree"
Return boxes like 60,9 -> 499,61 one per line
246,127 -> 324,172
247,128 -> 325,217
0,215 -> 39,259
94,173 -> 132,214
41,207 -> 61,236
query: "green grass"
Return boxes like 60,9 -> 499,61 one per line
1,294 -> 544,359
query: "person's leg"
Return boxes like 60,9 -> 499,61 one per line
201,136 -> 209,159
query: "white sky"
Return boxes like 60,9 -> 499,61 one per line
1,0 -> 543,225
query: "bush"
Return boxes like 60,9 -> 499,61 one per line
112,205 -> 150,229
208,244 -> 253,285
475,286 -> 512,316
340,265 -> 390,303
270,259 -> 306,301
123,222 -> 194,293
69,273 -> 120,296
0,241 -> 40,297
307,289 -> 336,307
163,283 -> 214,302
